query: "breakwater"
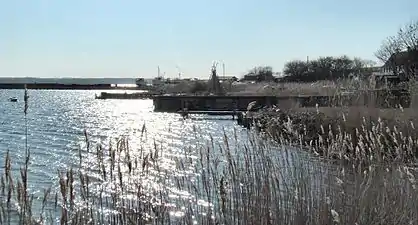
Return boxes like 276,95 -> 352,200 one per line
0,83 -> 114,89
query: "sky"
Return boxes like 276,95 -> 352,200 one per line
0,0 -> 417,78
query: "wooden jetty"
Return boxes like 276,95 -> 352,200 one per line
176,109 -> 245,118
155,95 -> 284,112
176,110 -> 244,115
95,92 -> 156,99
153,89 -> 411,112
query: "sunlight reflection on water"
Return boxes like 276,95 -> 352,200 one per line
0,89 -> 252,221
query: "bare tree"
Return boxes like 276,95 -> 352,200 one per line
374,20 -> 418,79
375,20 -> 418,63
375,36 -> 401,63
397,20 -> 418,50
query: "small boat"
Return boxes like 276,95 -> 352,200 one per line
8,97 -> 18,102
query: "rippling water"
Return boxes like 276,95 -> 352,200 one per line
1,89 -> 252,180
0,89 -> 257,220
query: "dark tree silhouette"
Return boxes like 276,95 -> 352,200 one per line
242,66 -> 275,82
281,56 -> 374,82
282,60 -> 309,81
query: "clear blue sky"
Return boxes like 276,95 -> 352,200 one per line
0,0 -> 417,78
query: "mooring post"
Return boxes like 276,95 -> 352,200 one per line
232,100 -> 237,120
181,107 -> 189,119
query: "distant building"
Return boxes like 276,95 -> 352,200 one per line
218,76 -> 238,82
382,48 -> 418,78
365,48 -> 418,89
135,78 -> 147,87
241,73 -> 275,82
360,66 -> 383,74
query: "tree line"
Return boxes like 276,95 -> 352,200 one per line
242,66 -> 275,82
241,20 -> 417,83
242,57 -> 375,82
281,56 -> 375,82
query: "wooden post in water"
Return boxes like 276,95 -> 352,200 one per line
232,100 -> 237,120
180,99 -> 189,119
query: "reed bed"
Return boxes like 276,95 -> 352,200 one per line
252,105 -> 418,166
229,79 -> 370,96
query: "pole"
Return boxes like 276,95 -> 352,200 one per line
177,66 -> 181,79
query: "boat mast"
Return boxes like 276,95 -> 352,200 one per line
176,66 -> 182,79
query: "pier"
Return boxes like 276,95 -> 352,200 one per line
176,110 -> 244,116
176,109 -> 245,120
154,95 -> 279,112
95,92 -> 156,99
152,90 -> 411,112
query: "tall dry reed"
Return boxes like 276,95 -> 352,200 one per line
1,126 -> 417,224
